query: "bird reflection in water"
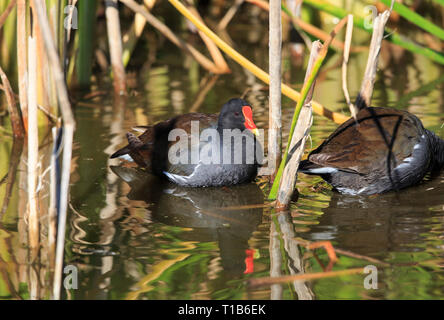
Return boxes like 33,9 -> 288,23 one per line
111,165 -> 265,277
309,172 -> 444,255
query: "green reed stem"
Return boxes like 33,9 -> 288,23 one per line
268,15 -> 348,200
76,0 -> 97,86
268,55 -> 325,200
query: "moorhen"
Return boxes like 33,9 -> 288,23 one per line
299,107 -> 444,195
111,98 -> 262,187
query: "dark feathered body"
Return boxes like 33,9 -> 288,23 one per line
111,99 -> 262,187
300,107 -> 444,195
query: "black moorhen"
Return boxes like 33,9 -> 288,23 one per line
111,98 -> 262,187
299,107 -> 444,195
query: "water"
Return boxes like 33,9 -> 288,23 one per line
1,9 -> 444,300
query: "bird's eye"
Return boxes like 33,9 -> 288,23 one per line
234,112 -> 240,116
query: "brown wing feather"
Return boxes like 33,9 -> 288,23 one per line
308,108 -> 423,175
114,113 -> 219,170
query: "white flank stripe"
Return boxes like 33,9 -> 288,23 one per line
308,167 -> 338,174
118,154 -> 134,162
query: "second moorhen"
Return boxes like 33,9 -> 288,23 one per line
300,107 -> 444,195
111,98 -> 262,187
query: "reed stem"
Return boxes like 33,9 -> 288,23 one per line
31,0 -> 75,299
16,0 -> 28,131
355,7 -> 392,109
27,35 -> 39,262
268,0 -> 283,179
76,0 -> 97,86
268,16 -> 348,200
122,5 -> 147,67
341,14 -> 357,118
105,0 -> 126,95
275,41 -> 321,209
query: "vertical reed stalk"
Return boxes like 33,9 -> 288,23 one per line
64,0 -> 78,81
45,0 -> 61,111
29,265 -> 39,299
122,2 -> 148,67
27,35 -> 40,262
16,0 -> 28,131
269,218 -> 283,299
276,212 -> 314,299
342,14 -> 356,117
48,127 -> 58,271
268,0 -> 282,180
268,16 -> 348,200
53,129 -> 74,300
57,0 -> 68,59
105,0 -> 126,95
30,0 -> 51,117
65,0 -> 77,44
275,41 -> 321,209
76,0 -> 97,86
355,7 -> 392,109
31,0 -> 75,300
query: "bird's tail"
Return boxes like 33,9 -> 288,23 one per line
110,132 -> 151,168
298,159 -> 319,174
110,145 -> 131,159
